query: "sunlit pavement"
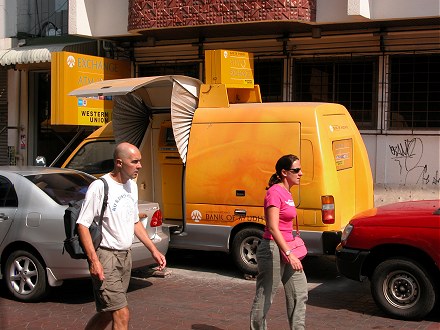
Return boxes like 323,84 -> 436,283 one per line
1,250 -> 439,329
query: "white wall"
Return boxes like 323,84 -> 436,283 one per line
370,0 -> 440,19
317,0 -> 440,22
363,134 -> 440,205
69,0 -> 130,38
1,0 -> 17,38
0,0 -> 17,48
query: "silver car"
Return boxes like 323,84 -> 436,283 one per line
0,166 -> 169,302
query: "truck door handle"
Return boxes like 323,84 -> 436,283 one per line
234,209 -> 246,216
0,213 -> 9,220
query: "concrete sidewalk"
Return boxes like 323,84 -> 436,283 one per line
1,252 -> 439,329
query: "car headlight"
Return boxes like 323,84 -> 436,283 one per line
341,223 -> 354,243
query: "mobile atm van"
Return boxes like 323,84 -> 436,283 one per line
65,50 -> 373,275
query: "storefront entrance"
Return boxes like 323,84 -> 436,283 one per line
29,71 -> 92,166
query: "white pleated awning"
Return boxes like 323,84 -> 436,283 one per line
69,75 -> 202,163
0,42 -> 96,66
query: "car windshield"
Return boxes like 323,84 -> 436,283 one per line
26,172 -> 95,205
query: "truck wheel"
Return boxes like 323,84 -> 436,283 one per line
371,258 -> 436,320
4,250 -> 48,302
231,227 -> 263,276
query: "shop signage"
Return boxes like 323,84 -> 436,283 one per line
205,49 -> 254,88
51,52 -> 131,126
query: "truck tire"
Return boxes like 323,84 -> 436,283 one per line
4,250 -> 48,302
371,258 -> 436,320
231,227 -> 263,276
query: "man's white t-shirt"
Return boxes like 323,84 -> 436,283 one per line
76,173 -> 139,250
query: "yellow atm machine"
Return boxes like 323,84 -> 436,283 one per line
158,121 -> 183,221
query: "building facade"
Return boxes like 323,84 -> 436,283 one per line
1,0 -> 439,205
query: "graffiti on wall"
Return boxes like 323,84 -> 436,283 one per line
389,137 -> 439,185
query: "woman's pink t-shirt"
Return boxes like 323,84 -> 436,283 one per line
263,184 -> 296,242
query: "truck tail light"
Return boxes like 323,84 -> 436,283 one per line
321,195 -> 335,224
150,210 -> 163,227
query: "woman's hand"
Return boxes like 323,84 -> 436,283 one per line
288,254 -> 304,271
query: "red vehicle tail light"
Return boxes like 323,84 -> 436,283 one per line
321,195 -> 335,224
150,210 -> 163,227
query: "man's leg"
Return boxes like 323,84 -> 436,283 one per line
89,249 -> 132,329
85,311 -> 112,330
112,306 -> 130,330
84,307 -> 129,330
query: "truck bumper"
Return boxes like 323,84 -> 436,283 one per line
300,230 -> 342,255
322,231 -> 342,254
335,245 -> 369,281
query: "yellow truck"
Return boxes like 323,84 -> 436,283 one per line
65,50 -> 373,275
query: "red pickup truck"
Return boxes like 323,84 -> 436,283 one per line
336,199 -> 440,320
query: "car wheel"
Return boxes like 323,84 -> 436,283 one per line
231,227 -> 263,276
371,258 -> 436,320
4,250 -> 48,302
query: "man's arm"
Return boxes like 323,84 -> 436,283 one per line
134,221 -> 166,270
77,224 -> 105,280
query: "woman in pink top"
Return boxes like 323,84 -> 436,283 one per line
250,154 -> 308,330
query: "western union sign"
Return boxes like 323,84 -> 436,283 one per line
51,52 -> 130,126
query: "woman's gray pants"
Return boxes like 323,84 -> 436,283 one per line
250,239 -> 308,330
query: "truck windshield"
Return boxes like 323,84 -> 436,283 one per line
65,140 -> 116,175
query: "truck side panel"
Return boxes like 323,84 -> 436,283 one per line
185,122 -> 301,209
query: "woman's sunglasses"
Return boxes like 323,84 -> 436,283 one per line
288,168 -> 301,174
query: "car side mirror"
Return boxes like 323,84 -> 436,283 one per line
35,156 -> 47,167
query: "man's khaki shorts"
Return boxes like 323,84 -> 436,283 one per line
92,247 -> 132,312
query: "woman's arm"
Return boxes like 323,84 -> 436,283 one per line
266,206 -> 303,270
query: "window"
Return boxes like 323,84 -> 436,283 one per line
293,58 -> 377,129
254,59 -> 284,102
17,0 -> 68,37
389,54 -> 440,129
64,140 -> 116,175
0,176 -> 18,207
27,173 -> 95,205
138,63 -> 199,78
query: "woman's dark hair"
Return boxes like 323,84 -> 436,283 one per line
267,154 -> 299,189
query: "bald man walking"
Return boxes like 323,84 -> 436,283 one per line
77,142 -> 166,330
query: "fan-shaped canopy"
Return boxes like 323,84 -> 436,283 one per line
70,75 -> 202,163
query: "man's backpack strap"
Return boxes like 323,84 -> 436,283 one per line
98,177 -> 109,226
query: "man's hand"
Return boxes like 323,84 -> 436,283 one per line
77,224 -> 105,280
152,250 -> 167,270
89,259 -> 105,281
134,221 -> 167,270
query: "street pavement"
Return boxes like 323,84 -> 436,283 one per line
0,249 -> 439,329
